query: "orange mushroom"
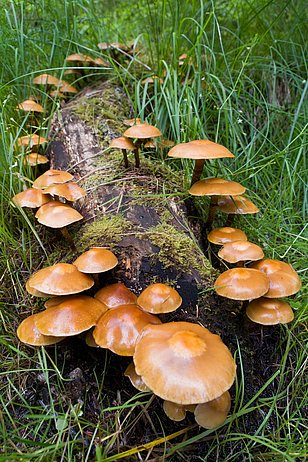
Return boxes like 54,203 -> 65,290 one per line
17,313 -> 65,346
251,259 -> 301,298
246,297 -> 294,325
94,282 -> 137,308
214,268 -> 269,301
137,283 -> 182,314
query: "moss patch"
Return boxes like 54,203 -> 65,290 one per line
76,214 -> 132,249
144,223 -> 213,280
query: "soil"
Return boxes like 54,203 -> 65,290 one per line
7,80 -> 289,461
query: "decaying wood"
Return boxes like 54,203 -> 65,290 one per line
47,80 -> 215,311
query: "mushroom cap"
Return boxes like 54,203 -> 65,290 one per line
189,178 -> 246,196
35,201 -> 83,228
218,240 -> 264,263
93,304 -> 161,356
246,297 -> 294,325
207,227 -> 248,245
66,53 -> 94,63
73,248 -> 118,274
144,140 -> 156,148
110,136 -> 135,150
49,90 -> 66,99
44,295 -> 75,308
123,117 -> 142,126
134,321 -> 236,405
214,268 -> 269,300
17,100 -> 44,113
163,401 -> 186,422
12,188 -> 51,208
194,391 -> 231,429
23,153 -> 49,166
26,280 -> 50,298
17,134 -> 48,147
85,329 -> 100,348
251,259 -> 302,298
33,169 -> 74,189
94,283 -> 137,308
217,196 -> 259,214
123,124 -> 162,139
137,283 -> 182,314
35,296 -> 108,336
27,263 -> 94,296
59,82 -> 78,93
124,362 -> 151,392
32,74 -> 63,86
168,140 -> 234,160
17,313 -> 65,346
41,182 -> 86,202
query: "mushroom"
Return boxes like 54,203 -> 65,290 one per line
32,74 -> 63,86
23,153 -> 49,167
123,117 -> 142,126
207,227 -> 248,245
214,268 -> 269,301
17,134 -> 48,149
92,304 -> 161,356
246,297 -> 294,325
168,140 -> 234,186
133,321 -> 236,405
137,283 -> 182,314
124,362 -> 151,392
194,391 -> 231,429
123,123 -> 162,168
218,240 -> 264,266
189,178 -> 246,225
251,259 -> 302,298
73,247 -> 118,285
17,313 -> 65,346
94,282 -> 137,308
26,263 -> 94,296
41,182 -> 86,203
34,295 -> 108,337
110,136 -> 136,168
12,188 -> 52,209
216,195 -> 259,226
35,201 -> 83,247
33,169 -> 74,189
25,280 -> 50,298
17,100 -> 44,113
163,401 -> 187,422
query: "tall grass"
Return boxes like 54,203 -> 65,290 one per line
0,0 -> 307,461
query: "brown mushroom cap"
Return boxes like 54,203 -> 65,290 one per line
214,268 -> 269,300
12,188 -> 51,208
32,74 -> 63,86
124,362 -> 151,392
137,283 -> 182,314
110,137 -> 135,150
23,153 -> 49,166
134,322 -> 236,405
27,263 -> 94,296
168,140 -> 234,160
189,178 -> 246,197
94,283 -> 137,308
194,391 -> 231,429
66,53 -> 94,63
17,100 -> 44,113
85,329 -> 100,347
17,134 -> 48,148
207,227 -> 248,245
33,169 -> 74,189
17,313 -> 65,346
123,118 -> 142,126
73,248 -> 118,274
35,296 -> 108,336
41,182 -> 86,202
49,90 -> 66,99
246,297 -> 294,325
93,304 -> 161,356
217,196 -> 259,214
26,280 -> 50,298
59,82 -> 78,93
123,124 -> 162,139
35,201 -> 83,228
163,401 -> 186,422
218,240 -> 264,263
251,259 -> 302,298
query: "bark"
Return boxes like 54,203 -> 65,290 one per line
47,80 -> 215,311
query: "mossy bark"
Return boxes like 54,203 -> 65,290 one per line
47,80 -> 215,309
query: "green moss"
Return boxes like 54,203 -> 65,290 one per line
144,223 -> 212,280
76,214 -> 132,249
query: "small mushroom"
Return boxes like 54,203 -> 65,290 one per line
124,362 -> 151,392
123,123 -> 162,168
17,134 -> 48,149
32,74 -> 63,86
33,169 -> 74,189
168,140 -> 234,186
17,100 -> 44,113
17,313 -> 65,346
218,240 -> 264,266
94,282 -> 137,308
246,297 -> 294,325
251,259 -> 301,298
93,304 -> 161,356
23,153 -> 49,167
41,182 -> 86,203
110,136 -> 136,168
73,247 -> 118,285
217,195 -> 259,226
214,268 -> 269,301
137,283 -> 182,314
194,391 -> 231,429
207,227 -> 248,245
12,188 -> 52,209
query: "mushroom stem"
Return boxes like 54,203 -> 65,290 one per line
191,159 -> 205,186
60,227 -> 76,250
121,149 -> 129,168
92,273 -> 100,287
225,214 -> 234,226
133,140 -> 142,168
206,199 -> 219,228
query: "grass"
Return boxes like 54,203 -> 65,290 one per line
0,0 -> 307,461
